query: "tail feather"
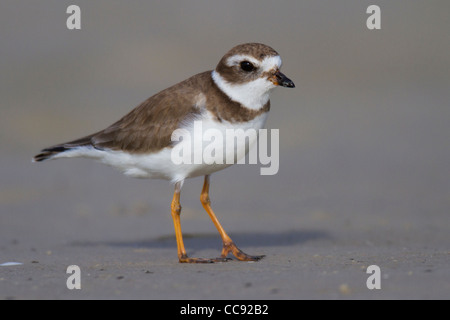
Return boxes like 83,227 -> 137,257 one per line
33,145 -> 71,162
33,134 -> 96,162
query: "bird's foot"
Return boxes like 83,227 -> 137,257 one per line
177,243 -> 264,263
178,255 -> 231,264
178,255 -> 214,263
221,242 -> 265,262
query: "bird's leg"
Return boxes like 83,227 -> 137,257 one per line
200,175 -> 265,261
171,181 -> 214,263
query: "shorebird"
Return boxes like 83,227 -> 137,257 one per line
33,43 -> 295,263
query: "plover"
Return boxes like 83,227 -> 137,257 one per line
33,43 -> 295,263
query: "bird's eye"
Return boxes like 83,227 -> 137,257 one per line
240,61 -> 255,72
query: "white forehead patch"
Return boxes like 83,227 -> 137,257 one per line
260,55 -> 282,71
226,54 -> 282,72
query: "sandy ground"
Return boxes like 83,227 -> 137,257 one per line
1,151 -> 449,300
1,1 -> 450,299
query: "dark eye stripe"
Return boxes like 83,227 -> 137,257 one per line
240,61 -> 255,72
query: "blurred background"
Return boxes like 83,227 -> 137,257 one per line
1,1 -> 449,299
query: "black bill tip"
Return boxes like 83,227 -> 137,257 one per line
275,70 -> 295,88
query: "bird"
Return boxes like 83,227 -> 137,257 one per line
33,43 -> 295,263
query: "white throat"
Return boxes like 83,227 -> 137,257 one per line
211,70 -> 276,111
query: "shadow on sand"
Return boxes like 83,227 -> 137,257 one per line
70,229 -> 331,252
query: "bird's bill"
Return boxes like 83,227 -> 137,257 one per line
271,70 -> 295,88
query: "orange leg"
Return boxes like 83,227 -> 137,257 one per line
171,181 -> 214,263
200,175 -> 264,261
